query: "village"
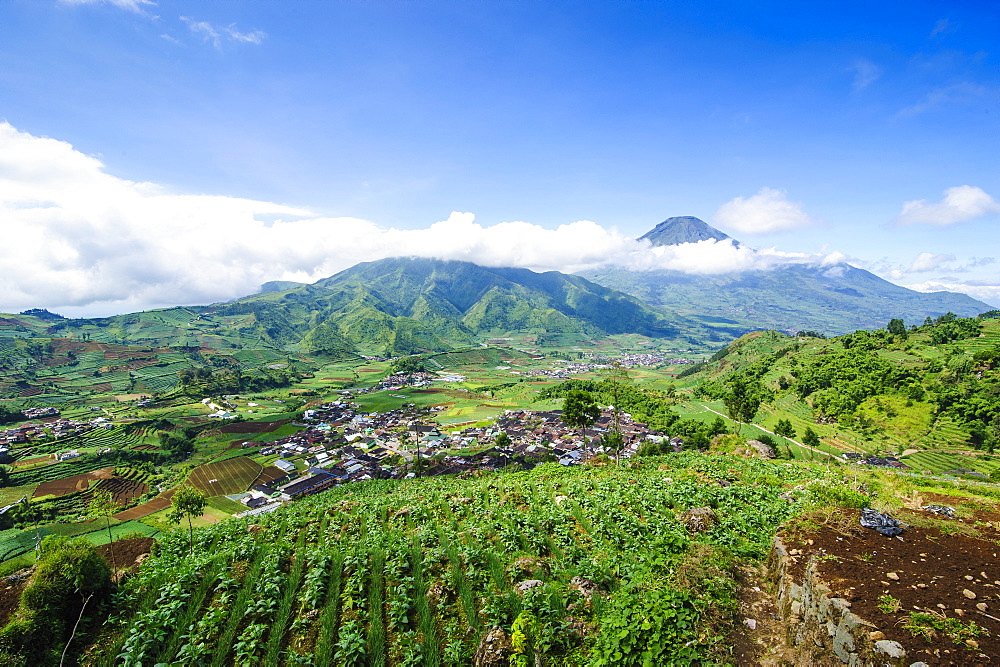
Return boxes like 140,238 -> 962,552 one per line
232,397 -> 670,514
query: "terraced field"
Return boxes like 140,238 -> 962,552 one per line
187,456 -> 263,495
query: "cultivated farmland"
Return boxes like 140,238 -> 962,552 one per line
186,456 -> 263,495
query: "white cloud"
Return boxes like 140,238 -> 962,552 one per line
908,252 -> 955,273
849,59 -> 881,91
902,281 -> 1000,308
60,0 -> 155,13
180,17 -> 266,49
0,123 -> 852,317
895,185 -> 1000,226
226,25 -> 266,45
712,187 -> 816,234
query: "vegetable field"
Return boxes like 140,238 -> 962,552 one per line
104,454 -> 818,666
187,456 -> 264,495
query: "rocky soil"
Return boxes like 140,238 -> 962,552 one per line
736,492 -> 1000,665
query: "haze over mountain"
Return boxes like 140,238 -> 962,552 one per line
29,258 -> 737,359
582,217 -> 993,335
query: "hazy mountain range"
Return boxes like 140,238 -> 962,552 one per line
5,217 -> 991,358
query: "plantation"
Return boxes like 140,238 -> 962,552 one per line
101,454 -> 813,666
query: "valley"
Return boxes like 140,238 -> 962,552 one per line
0,253 -> 999,664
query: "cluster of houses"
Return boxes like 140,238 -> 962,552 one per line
21,406 -> 60,419
233,402 -> 667,512
0,414 -> 112,449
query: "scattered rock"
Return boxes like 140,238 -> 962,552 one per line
680,507 -> 717,533
473,626 -> 512,667
868,631 -> 885,641
569,576 -> 603,600
554,495 -> 569,506
962,588 -> 977,599
745,439 -> 777,459
886,572 -> 900,581
516,579 -> 544,593
874,639 -> 906,659
743,618 -> 757,630
976,602 -> 988,612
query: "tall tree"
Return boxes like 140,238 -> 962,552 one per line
887,318 -> 907,339
562,390 -> 600,456
600,362 -> 632,464
87,489 -> 119,572
723,375 -> 763,434
168,485 -> 207,556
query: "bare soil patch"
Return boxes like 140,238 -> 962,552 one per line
782,495 -> 1000,665
113,489 -> 175,521
0,571 -> 28,627
13,454 -> 53,468
91,476 -> 150,506
96,536 -> 154,575
33,467 -> 114,498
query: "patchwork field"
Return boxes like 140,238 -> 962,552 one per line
186,456 -> 263,495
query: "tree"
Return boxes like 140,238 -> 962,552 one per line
87,489 -> 119,572
168,485 -> 207,556
887,318 -> 907,339
562,390 -> 600,456
722,375 -> 763,434
600,362 -> 631,464
773,418 -> 795,439
802,427 -> 821,449
495,431 -> 511,448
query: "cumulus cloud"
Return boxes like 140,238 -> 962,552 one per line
908,252 -> 956,273
0,123 -> 847,317
895,185 -> 1000,226
180,17 -> 266,49
712,187 -> 816,234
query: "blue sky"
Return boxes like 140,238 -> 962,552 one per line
1,0 -> 998,316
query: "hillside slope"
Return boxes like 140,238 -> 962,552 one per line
582,217 -> 992,335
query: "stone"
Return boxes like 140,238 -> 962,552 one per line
680,506 -> 717,533
964,575 -> 974,580
868,631 -> 885,641
516,579 -> 544,592
976,602 -> 988,612
886,572 -> 899,580
874,640 -> 906,659
473,626 -> 512,667
744,618 -> 757,630
962,588 -> 977,599
569,576 -> 603,600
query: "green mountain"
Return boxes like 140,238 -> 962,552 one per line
217,257 -> 736,356
676,311 -> 1000,459
582,217 -> 992,335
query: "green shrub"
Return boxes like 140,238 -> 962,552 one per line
0,536 -> 112,666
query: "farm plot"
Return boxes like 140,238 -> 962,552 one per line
187,456 -> 263,495
251,465 -> 288,488
113,489 -> 175,521
32,466 -> 114,498
89,475 -> 151,507
218,419 -> 289,434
